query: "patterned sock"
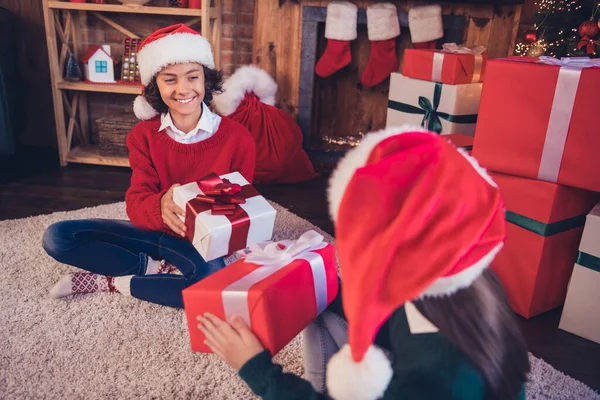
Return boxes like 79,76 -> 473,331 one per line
145,257 -> 180,275
49,272 -> 120,298
50,273 -> 135,299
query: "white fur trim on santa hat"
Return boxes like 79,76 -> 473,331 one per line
137,32 -> 215,86
421,242 -> 504,298
133,95 -> 159,120
325,1 -> 358,41
455,147 -> 498,188
212,65 -> 277,116
327,124 -> 428,222
366,3 -> 400,41
327,344 -> 393,400
408,5 -> 444,44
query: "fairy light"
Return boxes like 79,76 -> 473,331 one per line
322,134 -> 365,147
515,0 -> 599,58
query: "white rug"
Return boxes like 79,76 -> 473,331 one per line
0,202 -> 598,399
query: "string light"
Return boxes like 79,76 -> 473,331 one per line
515,0 -> 599,58
322,134 -> 365,147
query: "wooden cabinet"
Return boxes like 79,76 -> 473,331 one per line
41,0 -> 222,167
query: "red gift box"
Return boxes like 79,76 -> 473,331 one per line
445,133 -> 474,151
402,46 -> 487,84
473,57 -> 600,192
182,231 -> 339,355
489,172 -> 599,318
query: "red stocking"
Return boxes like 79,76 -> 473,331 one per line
408,5 -> 443,50
315,1 -> 357,78
361,3 -> 400,87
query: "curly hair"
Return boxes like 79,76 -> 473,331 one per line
142,65 -> 223,115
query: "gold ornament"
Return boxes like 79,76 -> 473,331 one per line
527,45 -> 545,57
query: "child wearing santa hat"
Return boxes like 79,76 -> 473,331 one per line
43,24 -> 256,308
197,125 -> 529,399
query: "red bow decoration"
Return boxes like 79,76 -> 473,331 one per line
578,36 -> 598,55
194,172 -> 246,215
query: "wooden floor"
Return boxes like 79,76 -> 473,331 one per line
1,147 -> 599,393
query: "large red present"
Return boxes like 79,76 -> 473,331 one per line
473,57 -> 600,192
402,44 -> 487,84
445,133 -> 473,151
182,230 -> 339,355
173,172 -> 276,261
490,172 -> 598,318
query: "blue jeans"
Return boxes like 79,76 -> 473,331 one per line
303,311 -> 349,393
42,219 -> 225,308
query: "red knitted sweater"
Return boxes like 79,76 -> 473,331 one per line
125,116 -> 256,234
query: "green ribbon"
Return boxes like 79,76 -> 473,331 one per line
576,251 -> 600,273
387,83 -> 478,134
505,211 -> 587,237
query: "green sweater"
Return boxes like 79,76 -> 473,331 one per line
238,290 -> 526,400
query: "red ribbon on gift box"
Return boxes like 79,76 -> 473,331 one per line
193,172 -> 246,216
184,173 -> 260,257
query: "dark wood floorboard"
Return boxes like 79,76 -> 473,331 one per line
1,147 -> 598,392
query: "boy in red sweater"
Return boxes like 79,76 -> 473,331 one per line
42,24 -> 256,308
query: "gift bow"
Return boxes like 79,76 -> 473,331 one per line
577,37 -> 598,55
387,83 -> 478,134
223,230 -> 330,328
537,56 -> 600,68
194,172 -> 246,216
242,230 -> 326,265
441,43 -> 486,55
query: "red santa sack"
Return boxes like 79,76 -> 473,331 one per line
212,65 -> 317,185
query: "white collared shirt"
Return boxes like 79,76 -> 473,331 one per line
159,102 -> 222,144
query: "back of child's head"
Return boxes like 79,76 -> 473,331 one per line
414,269 -> 529,400
324,126 -> 529,400
132,24 -> 223,120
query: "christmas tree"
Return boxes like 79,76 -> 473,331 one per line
515,0 -> 600,58
65,53 -> 82,82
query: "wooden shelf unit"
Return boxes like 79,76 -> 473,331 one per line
47,1 -> 219,17
42,0 -> 222,167
57,81 -> 142,94
66,145 -> 130,167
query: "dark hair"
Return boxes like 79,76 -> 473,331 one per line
413,269 -> 530,400
143,65 -> 223,115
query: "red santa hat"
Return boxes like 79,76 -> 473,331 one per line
325,125 -> 506,400
133,24 -> 215,120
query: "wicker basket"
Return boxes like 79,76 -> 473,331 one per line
96,113 -> 138,157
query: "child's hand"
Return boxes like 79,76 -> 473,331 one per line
161,184 -> 187,237
197,313 -> 265,370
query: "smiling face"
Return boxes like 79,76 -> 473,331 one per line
155,62 -> 205,118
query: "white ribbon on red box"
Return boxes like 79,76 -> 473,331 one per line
221,230 -> 330,328
535,57 -> 600,182
431,43 -> 486,83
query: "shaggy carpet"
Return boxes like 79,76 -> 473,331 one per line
0,202 -> 598,399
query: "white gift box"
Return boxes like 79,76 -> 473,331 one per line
173,172 -> 276,261
386,73 -> 482,136
559,203 -> 600,344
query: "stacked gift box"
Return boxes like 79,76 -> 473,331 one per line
559,204 -> 600,344
471,56 -> 600,323
386,44 -> 487,138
